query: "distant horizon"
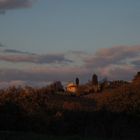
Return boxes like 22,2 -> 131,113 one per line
0,69 -> 138,89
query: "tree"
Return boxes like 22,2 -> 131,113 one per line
48,81 -> 64,93
133,72 -> 140,84
75,77 -> 79,86
92,74 -> 98,85
100,77 -> 109,91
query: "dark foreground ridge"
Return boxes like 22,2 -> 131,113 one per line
0,72 -> 140,140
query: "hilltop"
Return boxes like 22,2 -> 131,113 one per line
0,72 -> 139,139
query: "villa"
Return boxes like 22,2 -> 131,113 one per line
66,82 -> 77,93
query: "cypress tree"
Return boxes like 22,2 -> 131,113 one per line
75,77 -> 79,86
92,74 -> 98,85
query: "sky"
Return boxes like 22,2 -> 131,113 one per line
0,0 -> 140,87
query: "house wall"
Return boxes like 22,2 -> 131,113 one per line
66,86 -> 77,93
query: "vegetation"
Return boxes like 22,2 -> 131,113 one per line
75,77 -> 79,86
92,74 -> 98,85
0,72 -> 140,139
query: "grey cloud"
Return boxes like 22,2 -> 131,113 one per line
36,54 -> 73,64
0,68 -> 46,82
0,67 -> 89,84
0,0 -> 36,13
0,53 -> 73,64
131,60 -> 140,66
4,49 -> 34,54
100,66 -> 138,81
0,9 -> 5,14
0,80 -> 49,88
0,42 -> 4,47
68,50 -> 88,56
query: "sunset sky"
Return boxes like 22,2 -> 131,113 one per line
0,0 -> 140,87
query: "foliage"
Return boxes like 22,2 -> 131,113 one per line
93,84 -> 140,113
45,81 -> 64,93
92,74 -> 98,85
0,73 -> 140,139
75,77 -> 79,86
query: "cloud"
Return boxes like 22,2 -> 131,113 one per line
0,0 -> 36,13
0,80 -> 49,88
0,52 -> 73,64
83,45 -> 140,80
4,49 -> 34,54
0,42 -> 4,47
35,54 -> 73,64
0,45 -> 139,87
0,80 -> 26,88
84,45 -> 140,68
0,66 -> 89,85
131,59 -> 140,66
97,65 -> 138,81
0,9 -> 5,14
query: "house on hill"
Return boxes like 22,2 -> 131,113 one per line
66,82 -> 77,94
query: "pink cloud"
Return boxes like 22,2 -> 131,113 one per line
83,45 -> 140,80
0,45 -> 139,86
98,65 -> 137,80
84,45 -> 140,68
